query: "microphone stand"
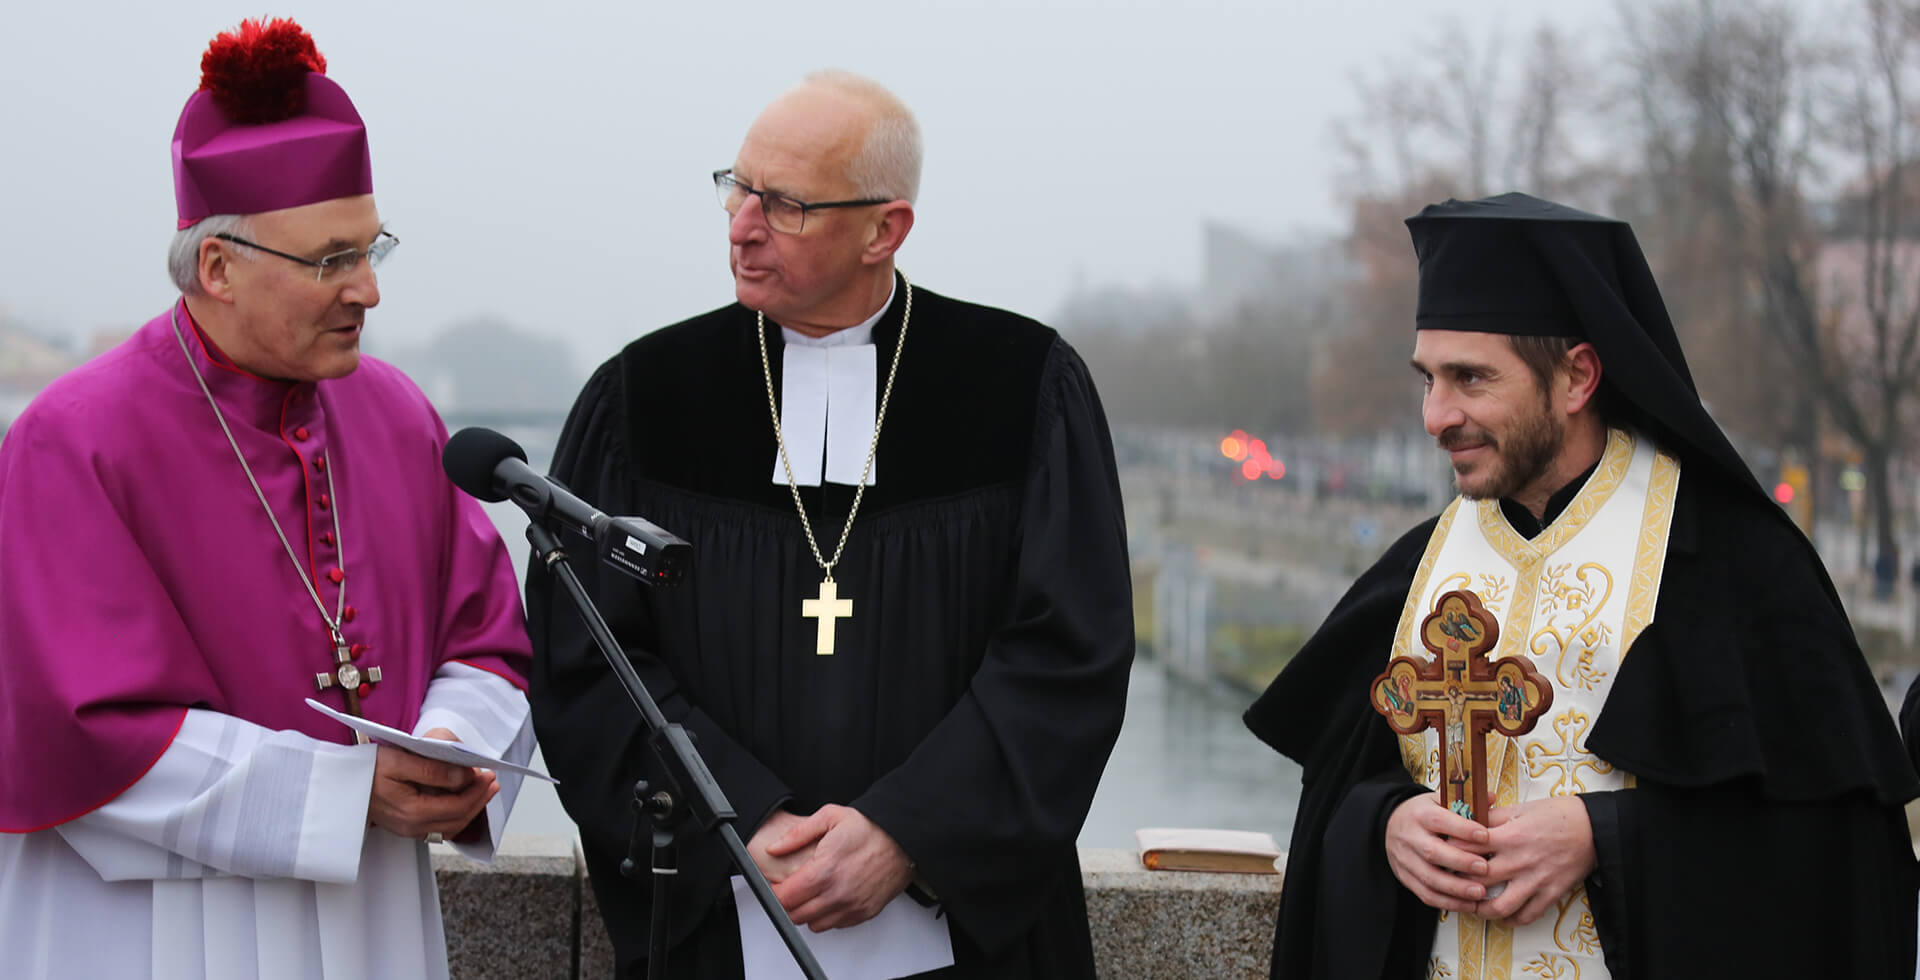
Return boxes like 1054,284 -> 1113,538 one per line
527,522 -> 828,980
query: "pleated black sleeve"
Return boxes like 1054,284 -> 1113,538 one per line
1902,674 -> 1920,773
851,338 -> 1134,955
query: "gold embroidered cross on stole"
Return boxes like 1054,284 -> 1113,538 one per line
315,631 -> 383,742
1369,589 -> 1553,823
801,579 -> 853,655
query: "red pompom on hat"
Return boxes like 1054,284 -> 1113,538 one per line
170,17 -> 373,228
198,17 -> 329,124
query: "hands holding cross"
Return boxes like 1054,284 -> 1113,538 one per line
1386,792 -> 1596,924
1371,589 -> 1585,925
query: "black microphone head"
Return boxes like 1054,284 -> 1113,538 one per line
443,427 -> 528,503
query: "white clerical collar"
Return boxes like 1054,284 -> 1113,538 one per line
778,278 -> 894,348
771,280 -> 895,487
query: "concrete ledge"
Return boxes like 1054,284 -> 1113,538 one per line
435,836 -> 1282,979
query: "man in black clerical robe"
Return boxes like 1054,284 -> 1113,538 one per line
1245,193 -> 1920,979
527,70 -> 1133,979
1900,673 -> 1920,962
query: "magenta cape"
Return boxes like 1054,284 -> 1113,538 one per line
0,301 -> 530,831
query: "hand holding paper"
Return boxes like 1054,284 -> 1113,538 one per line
368,732 -> 497,840
304,698 -> 557,783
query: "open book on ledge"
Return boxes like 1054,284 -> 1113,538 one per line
1135,827 -> 1283,874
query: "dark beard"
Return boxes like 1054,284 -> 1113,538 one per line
1450,394 -> 1564,502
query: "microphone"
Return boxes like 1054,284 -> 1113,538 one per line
443,426 -> 691,586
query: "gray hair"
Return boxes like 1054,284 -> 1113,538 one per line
167,215 -> 254,295
803,69 -> 923,204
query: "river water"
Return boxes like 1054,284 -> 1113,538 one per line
479,499 -> 1305,851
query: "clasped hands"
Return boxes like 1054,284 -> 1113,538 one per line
748,804 -> 916,932
367,727 -> 498,843
1384,792 -> 1595,925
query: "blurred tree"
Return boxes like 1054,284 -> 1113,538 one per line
1320,19 -> 1595,438
1615,0 -> 1817,485
1619,0 -> 1920,574
1819,0 -> 1920,575
1313,189 -> 1434,437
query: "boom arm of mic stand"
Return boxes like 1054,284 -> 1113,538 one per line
526,522 -> 828,980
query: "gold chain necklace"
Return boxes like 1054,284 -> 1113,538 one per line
169,304 -> 382,735
756,274 -> 912,655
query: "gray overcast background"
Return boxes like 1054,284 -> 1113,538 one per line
6,0 -> 1647,364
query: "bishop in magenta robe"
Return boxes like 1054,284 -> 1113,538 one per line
0,17 -> 534,978
0,301 -> 536,978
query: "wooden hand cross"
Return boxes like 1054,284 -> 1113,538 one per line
1369,589 -> 1553,824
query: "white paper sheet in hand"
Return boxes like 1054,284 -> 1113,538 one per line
732,876 -> 954,980
304,698 -> 559,783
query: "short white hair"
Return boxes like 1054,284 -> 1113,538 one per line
803,69 -> 923,204
167,215 -> 254,295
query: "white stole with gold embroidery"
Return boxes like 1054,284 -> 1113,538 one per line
1394,429 -> 1680,980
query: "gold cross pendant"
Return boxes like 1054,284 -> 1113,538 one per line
801,579 -> 854,655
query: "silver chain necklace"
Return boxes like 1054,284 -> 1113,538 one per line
756,274 -> 912,655
169,305 -> 380,728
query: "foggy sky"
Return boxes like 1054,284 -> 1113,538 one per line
4,0 -> 1684,369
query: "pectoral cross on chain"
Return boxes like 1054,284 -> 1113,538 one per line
801,579 -> 853,655
315,631 -> 383,743
1368,589 -> 1554,824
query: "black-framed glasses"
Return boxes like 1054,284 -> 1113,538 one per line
214,230 -> 399,282
713,169 -> 890,234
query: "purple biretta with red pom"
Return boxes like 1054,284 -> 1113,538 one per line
0,19 -> 536,979
172,18 -> 375,227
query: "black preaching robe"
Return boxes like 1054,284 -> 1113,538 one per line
1245,464 -> 1920,979
1902,676 -> 1920,775
527,277 -> 1134,979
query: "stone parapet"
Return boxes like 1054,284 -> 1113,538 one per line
433,838 -> 1283,979
1082,848 -> 1282,979
435,834 -> 581,980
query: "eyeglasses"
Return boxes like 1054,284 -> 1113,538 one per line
713,169 -> 890,234
214,230 -> 400,282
